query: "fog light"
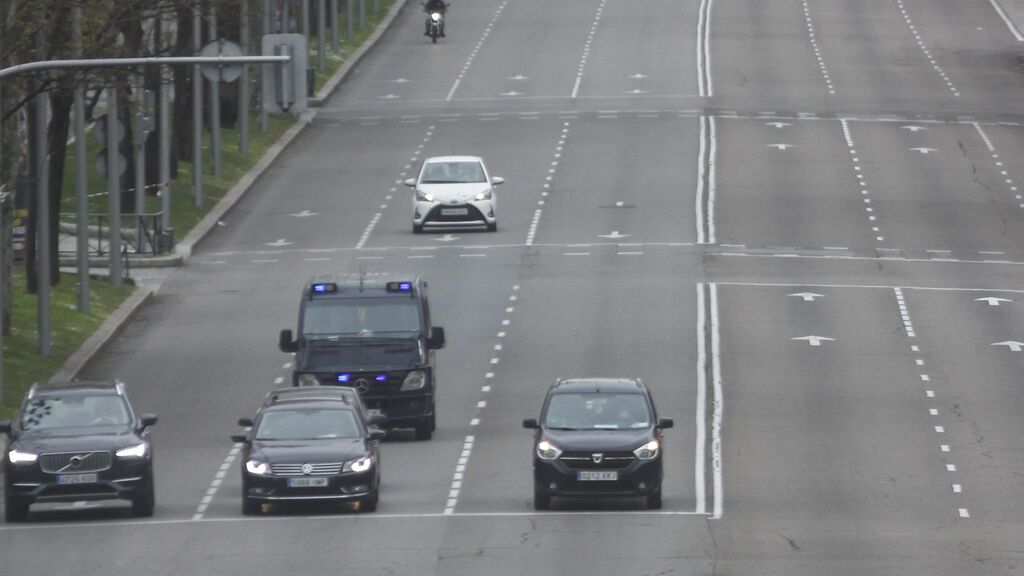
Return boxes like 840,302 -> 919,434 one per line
353,485 -> 368,492
638,482 -> 647,490
249,487 -> 269,495
549,482 -> 558,490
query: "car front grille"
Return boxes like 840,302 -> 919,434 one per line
271,462 -> 345,476
39,451 -> 112,474
560,451 -> 635,470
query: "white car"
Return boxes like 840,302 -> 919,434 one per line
404,156 -> 504,233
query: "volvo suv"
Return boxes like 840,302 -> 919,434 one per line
523,378 -> 673,510
1,382 -> 158,522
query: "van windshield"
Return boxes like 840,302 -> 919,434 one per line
543,393 -> 651,430
302,297 -> 422,338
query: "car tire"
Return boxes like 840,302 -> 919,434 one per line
413,222 -> 424,234
646,489 -> 662,510
131,479 -> 156,517
242,497 -> 261,516
4,494 -> 29,523
486,221 -> 497,232
414,413 -> 434,441
533,487 -> 550,511
360,488 -> 379,513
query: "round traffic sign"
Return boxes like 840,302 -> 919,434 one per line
199,39 -> 244,83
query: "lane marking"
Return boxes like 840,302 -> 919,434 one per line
710,283 -> 723,519
192,444 -> 242,521
696,0 -> 715,97
695,284 -> 707,515
802,0 -> 835,94
986,0 -> 1024,41
895,0 -> 959,96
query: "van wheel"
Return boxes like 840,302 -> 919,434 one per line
414,414 -> 435,440
646,490 -> 662,510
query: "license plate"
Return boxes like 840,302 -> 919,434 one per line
577,471 -> 618,481
288,477 -> 328,488
58,473 -> 98,485
441,208 -> 468,216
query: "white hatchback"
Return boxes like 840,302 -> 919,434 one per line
404,156 -> 504,233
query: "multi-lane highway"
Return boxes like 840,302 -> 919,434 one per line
4,0 -> 1024,574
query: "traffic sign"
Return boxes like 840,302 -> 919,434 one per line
95,149 -> 127,178
93,113 -> 125,145
200,39 -> 244,83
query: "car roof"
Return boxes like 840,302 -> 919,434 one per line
264,387 -> 359,405
28,381 -> 125,399
261,399 -> 358,413
423,155 -> 482,164
551,378 -> 645,394
305,272 -> 420,288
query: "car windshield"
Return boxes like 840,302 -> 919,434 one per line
543,393 -> 652,430
420,161 -> 486,184
301,297 -> 422,338
255,408 -> 361,440
21,395 -> 131,430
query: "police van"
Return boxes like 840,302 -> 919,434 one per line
278,273 -> 445,440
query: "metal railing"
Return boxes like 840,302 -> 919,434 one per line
58,212 -> 172,257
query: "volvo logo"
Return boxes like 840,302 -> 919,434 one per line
301,463 -> 314,475
354,378 -> 371,393
591,453 -> 604,464
69,455 -> 85,467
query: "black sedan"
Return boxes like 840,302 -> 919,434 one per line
1,382 -> 158,522
232,397 -> 383,514
523,378 -> 673,510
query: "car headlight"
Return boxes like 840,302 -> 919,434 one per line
297,373 -> 320,387
115,443 -> 148,459
8,449 -> 38,464
400,370 -> 427,391
633,440 -> 660,460
344,456 -> 373,473
536,440 -> 562,461
474,189 -> 493,201
431,11 -> 442,21
245,460 -> 270,475
416,190 -> 435,202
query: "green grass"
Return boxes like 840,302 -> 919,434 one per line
312,0 -> 397,94
1,268 -> 134,419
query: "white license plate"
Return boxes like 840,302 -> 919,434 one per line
288,477 -> 329,488
577,470 -> 618,481
58,473 -> 98,485
441,208 -> 469,216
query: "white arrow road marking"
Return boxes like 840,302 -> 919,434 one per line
766,122 -> 792,129
766,143 -> 795,150
380,94 -> 401,100
507,75 -> 529,80
628,73 -> 648,79
265,238 -> 293,247
910,147 -> 937,154
289,209 -> 318,218
792,335 -> 835,346
902,125 -> 927,132
433,234 -> 460,242
992,341 -> 1024,351
500,91 -> 522,97
976,297 -> 1012,306
625,89 -> 647,94
393,78 -> 410,83
789,292 -> 825,302
599,231 -> 631,239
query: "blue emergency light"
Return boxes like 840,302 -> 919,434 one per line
386,281 -> 412,293
337,373 -> 350,383
311,282 -> 338,295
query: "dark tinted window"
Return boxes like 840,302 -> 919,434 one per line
543,393 -> 651,430
255,408 -> 361,440
302,297 -> 422,337
21,395 -> 130,430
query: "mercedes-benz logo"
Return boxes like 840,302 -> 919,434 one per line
591,453 -> 604,464
301,463 -> 314,475
354,378 -> 371,393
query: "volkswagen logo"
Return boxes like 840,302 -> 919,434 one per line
354,378 -> 371,393
591,453 -> 604,464
301,463 -> 314,475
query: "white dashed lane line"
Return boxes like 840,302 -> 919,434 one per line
571,0 -> 607,98
802,0 -> 835,95
840,120 -> 883,243
894,0 -> 959,96
446,1 -> 508,101
972,123 -> 1021,208
526,123 -> 570,246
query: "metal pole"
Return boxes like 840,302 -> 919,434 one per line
261,0 -> 271,132
317,0 -> 326,72
240,0 -> 250,153
133,68 -> 146,253
330,0 -> 338,52
347,0 -> 353,40
73,6 -> 89,313
209,4 -> 222,176
374,0 -> 378,14
192,4 -> 203,206
359,0 -> 365,29
159,11 -> 171,232
106,88 -> 122,287
283,0 -> 290,32
302,0 -> 311,94
35,91 -> 51,355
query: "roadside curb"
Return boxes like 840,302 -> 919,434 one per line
45,0 -> 410,386
49,287 -> 155,384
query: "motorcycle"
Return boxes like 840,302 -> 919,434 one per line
427,10 -> 444,43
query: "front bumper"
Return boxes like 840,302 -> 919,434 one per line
5,461 -> 152,504
532,456 -> 662,499
244,469 -> 376,502
414,200 -> 496,227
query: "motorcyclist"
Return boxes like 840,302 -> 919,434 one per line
423,0 -> 448,37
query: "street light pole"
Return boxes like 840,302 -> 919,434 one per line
192,4 -> 204,206
34,90 -> 51,355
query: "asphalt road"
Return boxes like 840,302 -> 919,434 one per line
5,0 -> 1024,574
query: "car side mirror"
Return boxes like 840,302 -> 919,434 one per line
429,326 -> 446,349
279,329 -> 297,353
138,413 -> 158,429
238,418 -> 254,428
368,413 -> 388,427
491,176 -> 504,186
230,434 -> 249,444
657,417 -> 674,429
522,418 -> 539,429
369,428 -> 386,441
403,178 -> 417,187
0,420 -> 12,435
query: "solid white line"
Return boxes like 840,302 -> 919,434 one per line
696,0 -> 710,97
708,116 -> 718,244
710,283 -> 723,519
987,0 -> 1024,41
705,0 -> 714,97
696,116 -> 707,244
694,284 -> 707,515
446,79 -> 461,101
